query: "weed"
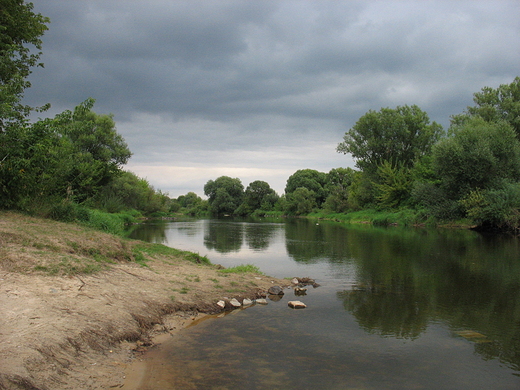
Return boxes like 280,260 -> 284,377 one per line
218,264 -> 263,274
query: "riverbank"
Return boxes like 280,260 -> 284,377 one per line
0,211 -> 289,390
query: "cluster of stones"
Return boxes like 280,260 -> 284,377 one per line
215,277 -> 319,311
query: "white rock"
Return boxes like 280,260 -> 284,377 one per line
255,298 -> 268,305
230,298 -> 241,307
216,300 -> 226,309
291,277 -> 299,285
288,300 -> 307,309
242,298 -> 253,306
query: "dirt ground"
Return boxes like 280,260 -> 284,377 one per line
0,212 -> 290,390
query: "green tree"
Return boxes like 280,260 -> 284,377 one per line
323,167 -> 356,213
375,161 -> 413,209
59,98 -> 132,201
0,1 -> 50,131
432,117 -> 520,199
286,187 -> 317,215
451,77 -> 520,138
337,105 -> 444,175
285,169 -> 328,206
204,176 -> 244,215
237,180 -> 279,215
0,100 -> 132,209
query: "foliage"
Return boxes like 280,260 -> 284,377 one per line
323,167 -> 356,213
285,169 -> 328,206
89,171 -> 170,215
58,98 -> 132,201
0,99 -> 132,209
346,170 -> 376,210
451,77 -> 520,138
285,187 -> 317,215
49,201 -> 136,235
459,183 -> 520,232
0,0 -> 50,132
204,176 -> 244,215
337,105 -> 444,174
410,182 -> 461,221
175,191 -> 208,216
432,117 -> 520,199
236,180 -> 279,215
375,161 -> 413,209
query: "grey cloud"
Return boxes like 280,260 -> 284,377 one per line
23,0 -> 520,197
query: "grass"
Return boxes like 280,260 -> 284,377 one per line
0,210 -> 212,277
131,243 -> 211,265
218,264 -> 263,274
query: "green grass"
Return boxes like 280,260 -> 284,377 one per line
218,264 -> 263,274
131,243 -> 211,265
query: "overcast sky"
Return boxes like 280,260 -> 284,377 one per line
24,0 -> 519,198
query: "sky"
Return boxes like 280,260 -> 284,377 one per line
24,0 -> 520,198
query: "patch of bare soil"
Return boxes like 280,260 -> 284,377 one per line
0,212 -> 289,390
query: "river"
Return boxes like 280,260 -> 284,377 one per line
127,217 -> 520,389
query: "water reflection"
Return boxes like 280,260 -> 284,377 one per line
127,218 -> 520,387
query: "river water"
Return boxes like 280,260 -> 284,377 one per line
128,218 -> 520,389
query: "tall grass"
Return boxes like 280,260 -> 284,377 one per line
49,201 -> 137,235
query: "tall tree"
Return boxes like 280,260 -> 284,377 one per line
285,169 -> 328,206
204,176 -> 244,215
237,180 -> 278,215
451,77 -> 520,138
0,1 -> 50,131
433,117 -> 520,199
337,105 -> 444,175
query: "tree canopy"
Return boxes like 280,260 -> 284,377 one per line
451,77 -> 520,138
337,105 -> 444,174
433,117 -> 520,198
204,176 -> 244,215
0,1 -> 50,131
285,169 -> 328,206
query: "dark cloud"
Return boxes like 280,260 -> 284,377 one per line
24,0 -> 520,197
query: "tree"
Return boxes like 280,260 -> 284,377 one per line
337,105 -> 444,175
451,77 -> 520,138
237,180 -> 279,215
432,117 -> 520,199
58,98 -> 132,201
0,1 -> 50,131
0,100 -> 132,209
204,176 -> 244,215
285,169 -> 328,206
323,167 -> 356,212
286,187 -> 317,215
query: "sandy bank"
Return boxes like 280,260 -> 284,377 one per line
0,212 -> 288,390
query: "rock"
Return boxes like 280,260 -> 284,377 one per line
288,300 -> 307,309
267,286 -> 284,295
216,300 -> 226,309
291,277 -> 299,285
294,287 -> 307,296
242,298 -> 253,306
229,298 -> 241,308
255,298 -> 268,305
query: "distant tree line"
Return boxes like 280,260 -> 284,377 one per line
4,2 -> 520,234
191,76 -> 520,233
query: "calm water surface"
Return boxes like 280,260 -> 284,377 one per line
128,218 -> 520,389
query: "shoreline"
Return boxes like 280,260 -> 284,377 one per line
0,212 -> 290,390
